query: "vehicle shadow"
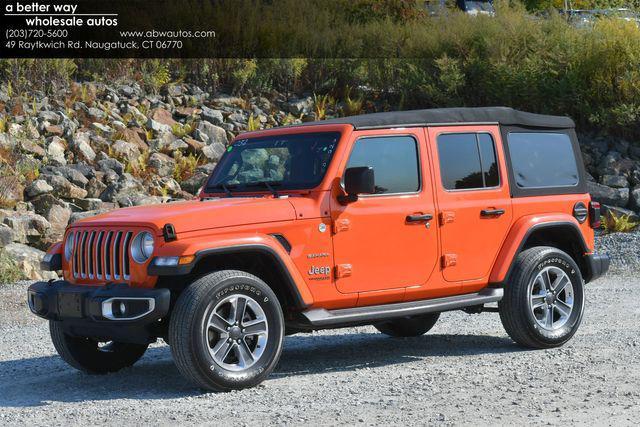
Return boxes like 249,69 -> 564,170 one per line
0,332 -> 522,407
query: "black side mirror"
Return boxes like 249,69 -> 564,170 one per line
339,166 -> 375,204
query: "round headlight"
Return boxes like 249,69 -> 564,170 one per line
64,232 -> 74,261
131,232 -> 155,263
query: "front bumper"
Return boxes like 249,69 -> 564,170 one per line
28,280 -> 170,344
584,253 -> 610,283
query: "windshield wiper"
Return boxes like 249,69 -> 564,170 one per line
206,183 -> 235,197
246,181 -> 282,198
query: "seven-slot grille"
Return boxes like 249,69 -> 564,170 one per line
71,229 -> 134,281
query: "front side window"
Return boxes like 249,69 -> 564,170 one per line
206,132 -> 340,191
437,133 -> 499,190
507,132 -> 579,188
346,136 -> 420,194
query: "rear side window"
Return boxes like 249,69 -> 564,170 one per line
437,133 -> 499,190
507,133 -> 579,188
347,136 -> 420,194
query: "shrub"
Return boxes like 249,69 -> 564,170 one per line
603,211 -> 640,233
0,249 -> 24,283
173,151 -> 200,182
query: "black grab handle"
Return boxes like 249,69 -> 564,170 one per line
406,214 -> 434,222
480,209 -> 505,217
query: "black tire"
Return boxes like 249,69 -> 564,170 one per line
49,321 -> 148,374
499,246 -> 585,349
374,313 -> 440,337
169,270 -> 284,392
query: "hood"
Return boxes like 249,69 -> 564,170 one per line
72,197 -> 297,234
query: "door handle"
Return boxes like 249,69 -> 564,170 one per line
406,213 -> 434,223
481,209 -> 505,217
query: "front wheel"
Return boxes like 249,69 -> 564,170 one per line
499,246 -> 585,349
169,270 -> 285,391
49,321 -> 148,374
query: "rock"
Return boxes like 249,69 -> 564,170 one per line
91,122 -> 113,135
97,157 -> 125,175
30,194 -> 71,240
0,224 -> 12,247
212,95 -> 245,108
197,121 -> 228,146
147,118 -> 171,133
46,136 -> 67,165
111,139 -> 141,160
120,127 -> 148,152
0,176 -> 24,207
202,143 -> 226,162
25,180 -> 53,198
181,171 -> 208,194
287,97 -> 313,115
43,165 -> 89,188
73,198 -> 103,211
72,131 -> 96,162
87,107 -> 106,121
150,108 -> 178,127
602,205 -> 640,222
3,243 -> 57,280
18,139 -> 46,157
587,181 -> 630,207
148,152 -> 176,177
183,137 -> 204,154
69,209 -> 111,224
86,177 -> 108,199
38,110 -> 61,124
629,187 -> 640,212
201,106 -> 224,125
42,174 -> 88,200
175,106 -> 199,118
600,174 -> 628,189
3,211 -> 50,245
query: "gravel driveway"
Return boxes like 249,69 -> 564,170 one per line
1,269 -> 638,425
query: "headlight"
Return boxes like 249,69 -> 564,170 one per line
64,232 -> 74,261
131,232 -> 155,263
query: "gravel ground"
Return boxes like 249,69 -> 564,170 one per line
1,250 -> 638,425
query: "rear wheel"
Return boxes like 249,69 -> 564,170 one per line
169,270 -> 284,391
374,313 -> 440,337
49,321 -> 148,374
499,246 -> 585,349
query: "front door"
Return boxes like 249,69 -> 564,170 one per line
427,126 -> 512,283
331,129 -> 438,294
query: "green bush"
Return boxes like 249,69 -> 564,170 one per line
0,249 -> 24,284
1,2 -> 639,137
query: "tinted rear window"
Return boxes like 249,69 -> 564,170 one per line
437,133 -> 499,190
507,133 -> 579,188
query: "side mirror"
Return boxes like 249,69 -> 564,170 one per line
339,166 -> 375,204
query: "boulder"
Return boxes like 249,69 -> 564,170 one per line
201,106 -> 224,125
287,97 -> 313,115
86,177 -> 108,199
3,243 -> 58,280
181,171 -> 208,194
46,136 -> 67,165
197,121 -> 228,146
73,198 -> 103,211
150,108 -> 178,127
0,224 -> 12,247
147,118 -> 171,134
71,131 -> 96,162
38,110 -> 61,124
18,139 -> 46,157
148,152 -> 176,177
30,194 -> 71,240
25,180 -> 53,198
111,139 -> 141,160
587,181 -> 629,207
97,157 -> 125,176
120,127 -> 148,152
202,143 -> 226,162
183,137 -> 204,154
69,209 -> 111,224
600,174 -> 628,189
629,187 -> 640,212
41,174 -> 88,200
2,211 -> 50,245
0,176 -> 24,207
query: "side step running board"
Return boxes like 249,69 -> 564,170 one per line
301,288 -> 503,327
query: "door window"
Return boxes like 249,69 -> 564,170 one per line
437,133 -> 499,190
346,136 -> 420,194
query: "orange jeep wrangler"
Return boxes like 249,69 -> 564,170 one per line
29,107 -> 609,391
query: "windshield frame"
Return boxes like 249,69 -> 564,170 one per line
204,131 -> 342,194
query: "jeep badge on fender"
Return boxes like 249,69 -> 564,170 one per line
29,107 -> 609,392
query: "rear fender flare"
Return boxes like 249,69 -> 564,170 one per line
489,214 -> 589,284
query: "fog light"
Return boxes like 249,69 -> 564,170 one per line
119,302 -> 126,315
154,257 -> 179,267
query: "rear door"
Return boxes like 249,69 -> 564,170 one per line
427,126 -> 512,283
330,129 -> 438,294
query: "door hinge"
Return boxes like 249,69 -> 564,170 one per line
439,211 -> 455,225
333,218 -> 351,234
441,254 -> 458,268
335,264 -> 352,278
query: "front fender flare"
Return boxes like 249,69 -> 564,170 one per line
148,234 -> 314,308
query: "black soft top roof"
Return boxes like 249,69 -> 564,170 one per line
299,107 -> 575,130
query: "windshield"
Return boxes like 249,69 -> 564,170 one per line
206,132 -> 340,192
